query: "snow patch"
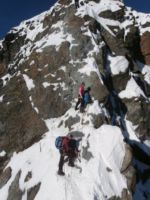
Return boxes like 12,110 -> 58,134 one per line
136,61 -> 150,84
42,82 -> 50,88
0,150 -> 6,157
108,55 -> 129,75
29,60 -> 35,66
77,1 -> 122,37
88,100 -> 102,115
35,20 -> 74,51
0,95 -> 4,102
29,96 -> 39,114
78,57 -> 97,76
119,77 -> 145,99
23,74 -> 35,91
59,66 -> 66,72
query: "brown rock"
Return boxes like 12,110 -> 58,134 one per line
122,165 -> 136,193
0,63 -> 6,76
121,188 -> 132,200
0,167 -> 12,189
100,27 -> 129,56
86,71 -> 109,101
99,8 -> 125,21
121,144 -> 133,173
24,171 -> 32,182
7,171 -> 23,200
0,76 -> 48,153
141,32 -> 150,66
124,98 -> 150,138
65,116 -> 80,130
91,114 -> 107,128
112,71 -> 130,92
58,0 -> 70,5
27,183 -> 41,200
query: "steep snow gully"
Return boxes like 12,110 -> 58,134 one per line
0,0 -> 150,200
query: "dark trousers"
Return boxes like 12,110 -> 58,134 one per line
59,150 -> 77,171
68,150 -> 77,166
75,96 -> 84,110
75,0 -> 79,8
75,98 -> 81,110
58,151 -> 64,172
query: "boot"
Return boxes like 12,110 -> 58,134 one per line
68,162 -> 74,167
57,170 -> 65,176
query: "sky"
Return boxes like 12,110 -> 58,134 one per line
0,0 -> 56,39
0,0 -> 150,39
124,0 -> 150,13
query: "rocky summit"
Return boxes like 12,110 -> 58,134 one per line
0,0 -> 150,199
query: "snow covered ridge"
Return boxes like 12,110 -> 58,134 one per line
124,7 -> 150,36
86,0 -> 124,13
0,105 -> 127,200
9,3 -> 55,38
4,2 -> 75,66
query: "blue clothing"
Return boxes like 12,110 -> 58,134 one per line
84,92 -> 91,104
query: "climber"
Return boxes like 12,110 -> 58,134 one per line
83,87 -> 93,108
57,135 -> 81,176
75,82 -> 85,111
74,0 -> 79,9
67,135 -> 80,167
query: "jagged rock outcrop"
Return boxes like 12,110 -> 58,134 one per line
7,171 -> 23,200
27,183 -> 41,200
0,167 -> 12,189
0,75 -> 48,153
124,98 -> 150,138
141,32 -> 150,65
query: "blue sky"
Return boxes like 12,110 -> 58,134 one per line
0,0 -> 150,39
124,0 -> 150,13
0,0 -> 56,39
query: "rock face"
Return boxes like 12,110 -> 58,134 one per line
0,167 -> 12,189
0,76 -> 48,153
27,183 -> 41,200
141,32 -> 150,65
7,171 -> 23,200
0,0 -> 150,199
124,99 -> 150,138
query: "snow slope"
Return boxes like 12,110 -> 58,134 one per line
0,105 -> 127,200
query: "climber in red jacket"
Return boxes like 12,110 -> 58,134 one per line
58,135 -> 80,176
75,82 -> 85,111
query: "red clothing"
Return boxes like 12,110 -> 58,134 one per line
62,137 -> 70,153
79,85 -> 85,97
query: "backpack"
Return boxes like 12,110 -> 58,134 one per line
84,92 -> 91,103
55,136 -> 64,149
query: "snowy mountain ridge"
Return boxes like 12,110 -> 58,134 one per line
0,0 -> 150,200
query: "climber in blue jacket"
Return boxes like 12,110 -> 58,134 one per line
83,87 -> 93,107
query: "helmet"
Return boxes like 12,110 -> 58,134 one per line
87,87 -> 91,91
